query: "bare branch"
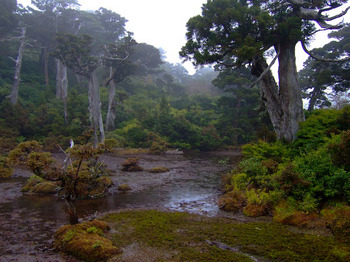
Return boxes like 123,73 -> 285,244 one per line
324,6 -> 350,21
8,56 -> 16,63
301,40 -> 350,62
250,50 -> 280,88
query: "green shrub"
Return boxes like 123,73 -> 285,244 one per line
294,147 -> 350,203
242,140 -> 290,162
328,131 -> 350,171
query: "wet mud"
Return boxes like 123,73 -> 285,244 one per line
0,151 -> 242,261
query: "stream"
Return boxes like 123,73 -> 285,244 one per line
0,151 -> 242,261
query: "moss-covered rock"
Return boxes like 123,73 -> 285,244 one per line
149,167 -> 170,173
54,219 -> 121,262
21,175 -> 59,194
121,158 -> 143,172
117,184 -> 132,191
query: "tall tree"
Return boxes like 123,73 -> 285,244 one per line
54,33 -> 104,145
25,0 -> 79,86
180,0 -> 349,142
104,41 -> 162,130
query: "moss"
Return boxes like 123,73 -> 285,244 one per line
149,167 -> 170,173
54,219 -> 120,262
321,205 -> 350,243
117,184 -> 132,191
101,209 -> 349,261
21,175 -> 59,194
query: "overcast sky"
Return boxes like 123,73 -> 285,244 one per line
18,0 -> 349,75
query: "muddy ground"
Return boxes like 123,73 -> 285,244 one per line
0,151 -> 246,261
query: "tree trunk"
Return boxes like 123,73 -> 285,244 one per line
252,46 -> 304,142
251,56 -> 283,139
277,42 -> 305,142
43,46 -> 50,86
56,58 -> 69,125
88,71 -> 105,145
8,27 -> 26,105
105,67 -> 117,131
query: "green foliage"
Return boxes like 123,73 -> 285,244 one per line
223,106 -> 350,222
242,140 -> 290,162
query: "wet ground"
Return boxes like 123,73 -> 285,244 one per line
0,151 -> 243,261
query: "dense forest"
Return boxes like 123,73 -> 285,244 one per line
0,0 -> 274,153
1,0 -> 350,261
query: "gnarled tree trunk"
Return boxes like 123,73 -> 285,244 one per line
252,45 -> 304,142
8,27 -> 26,105
88,71 -> 105,145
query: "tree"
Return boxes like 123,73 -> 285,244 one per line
180,0 -> 350,142
54,33 -> 104,145
104,41 -> 162,131
25,0 -> 80,86
0,0 -> 17,39
299,24 -> 350,111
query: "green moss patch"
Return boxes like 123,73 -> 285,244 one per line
21,175 -> 59,194
101,209 -> 350,261
54,219 -> 121,262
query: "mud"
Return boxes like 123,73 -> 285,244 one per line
0,151 -> 243,261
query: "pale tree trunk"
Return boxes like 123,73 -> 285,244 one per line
8,27 -> 26,105
88,71 -> 105,145
43,46 -> 50,86
277,42 -> 305,142
56,58 -> 69,125
252,47 -> 304,142
105,67 -> 117,131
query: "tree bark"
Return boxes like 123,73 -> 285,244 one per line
252,45 -> 304,142
277,42 -> 305,142
105,67 -> 117,131
88,71 -> 105,145
8,27 -> 26,105
56,58 -> 69,125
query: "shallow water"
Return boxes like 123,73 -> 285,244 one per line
0,151 -> 241,261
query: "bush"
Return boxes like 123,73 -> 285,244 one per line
242,140 -> 290,163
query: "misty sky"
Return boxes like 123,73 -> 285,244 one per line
17,0 -> 350,74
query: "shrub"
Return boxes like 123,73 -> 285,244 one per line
328,131 -> 350,171
242,140 -> 290,163
294,148 -> 350,204
0,156 -> 13,178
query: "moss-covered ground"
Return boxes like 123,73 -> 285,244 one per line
100,209 -> 350,261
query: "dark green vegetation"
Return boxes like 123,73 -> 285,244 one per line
54,209 -> 350,261
220,107 -> 350,240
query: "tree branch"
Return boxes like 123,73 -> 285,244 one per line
249,50 -> 280,88
301,40 -> 350,62
324,6 -> 350,21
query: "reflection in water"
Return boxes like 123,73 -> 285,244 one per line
0,152 -> 240,261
